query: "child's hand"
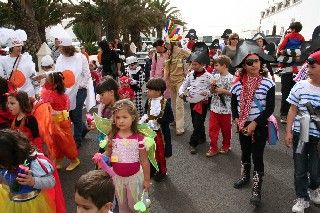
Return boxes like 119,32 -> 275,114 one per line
16,170 -> 35,187
244,121 -> 257,136
214,87 -> 225,94
143,179 -> 151,191
285,131 -> 293,148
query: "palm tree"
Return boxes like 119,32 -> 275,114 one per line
149,0 -> 184,39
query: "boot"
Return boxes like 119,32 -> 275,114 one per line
233,162 -> 251,189
250,171 -> 263,206
66,158 -> 80,171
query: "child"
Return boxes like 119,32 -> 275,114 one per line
141,78 -> 174,181
0,129 -> 66,213
178,51 -> 213,154
7,91 -> 43,152
125,56 -> 145,117
96,77 -> 120,152
105,99 -> 150,213
207,55 -> 233,157
118,75 -> 134,100
75,170 -> 115,213
0,77 -> 14,129
285,50 -> 320,212
40,72 -> 80,171
89,60 -> 102,92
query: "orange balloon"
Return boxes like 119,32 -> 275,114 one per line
62,70 -> 75,88
10,69 -> 26,88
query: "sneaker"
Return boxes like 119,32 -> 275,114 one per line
309,188 -> 320,205
189,146 -> 197,154
219,147 -> 230,154
154,172 -> 167,182
292,198 -> 310,212
66,158 -> 80,171
206,149 -> 218,157
280,116 -> 287,124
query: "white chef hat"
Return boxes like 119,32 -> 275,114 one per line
41,55 -> 54,67
59,37 -> 73,47
0,28 -> 27,48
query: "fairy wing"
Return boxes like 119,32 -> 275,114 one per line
93,113 -> 112,135
138,123 -> 158,171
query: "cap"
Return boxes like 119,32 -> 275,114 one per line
59,37 -> 72,46
41,55 -> 54,67
307,50 -> 320,65
126,56 -> 138,65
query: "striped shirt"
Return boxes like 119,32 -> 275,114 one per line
230,77 -> 275,121
287,80 -> 320,138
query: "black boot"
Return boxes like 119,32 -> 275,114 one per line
233,163 -> 251,189
250,171 -> 263,206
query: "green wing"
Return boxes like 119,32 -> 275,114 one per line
93,113 -> 112,135
137,123 -> 158,171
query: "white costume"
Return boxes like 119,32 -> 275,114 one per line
0,53 -> 37,97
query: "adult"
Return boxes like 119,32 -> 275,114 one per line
252,33 -> 275,82
0,36 -> 38,97
98,40 -> 121,78
220,29 -> 232,51
55,37 -> 91,148
151,39 -> 170,99
164,41 -> 190,135
222,33 -> 239,75
185,29 -> 198,51
230,40 -> 275,206
51,38 -> 61,62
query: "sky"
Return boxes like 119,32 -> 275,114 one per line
169,0 -> 272,36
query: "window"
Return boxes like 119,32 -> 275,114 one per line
266,9 -> 270,16
266,30 -> 270,35
277,2 -> 283,10
280,27 -> 285,35
261,11 -> 265,18
271,6 -> 276,13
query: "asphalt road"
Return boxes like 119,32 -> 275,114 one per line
60,81 -> 319,213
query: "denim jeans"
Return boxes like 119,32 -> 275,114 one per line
293,132 -> 320,200
70,88 -> 87,146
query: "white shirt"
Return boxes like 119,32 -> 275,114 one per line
210,73 -> 233,114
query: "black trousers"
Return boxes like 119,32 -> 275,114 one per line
189,103 -> 209,147
280,72 -> 295,117
239,122 -> 267,174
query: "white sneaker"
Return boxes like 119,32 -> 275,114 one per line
309,188 -> 320,204
292,198 -> 310,212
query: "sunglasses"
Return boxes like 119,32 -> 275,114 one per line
230,37 -> 239,40
307,58 -> 318,65
245,59 -> 259,66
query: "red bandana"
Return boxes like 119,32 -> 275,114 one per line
238,73 -> 262,130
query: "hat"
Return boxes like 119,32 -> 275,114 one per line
209,39 -> 220,49
41,55 -> 54,67
300,25 -> 320,62
126,56 -> 138,65
189,51 -> 210,65
185,29 -> 198,40
252,32 -> 268,45
307,50 -> 320,65
231,39 -> 274,68
192,42 -> 208,53
163,20 -> 183,42
221,29 -> 232,39
120,76 -> 131,84
7,37 -> 24,48
59,37 -> 72,46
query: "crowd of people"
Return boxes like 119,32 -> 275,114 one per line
0,20 -> 319,213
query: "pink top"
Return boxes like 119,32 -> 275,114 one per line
150,53 -> 171,99
112,133 -> 145,177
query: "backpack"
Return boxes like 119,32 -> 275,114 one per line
253,97 -> 279,145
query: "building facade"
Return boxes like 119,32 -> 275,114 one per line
259,0 -> 320,40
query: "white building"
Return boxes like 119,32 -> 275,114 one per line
259,0 -> 320,40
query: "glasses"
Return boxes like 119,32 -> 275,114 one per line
307,58 -> 318,65
230,37 -> 239,40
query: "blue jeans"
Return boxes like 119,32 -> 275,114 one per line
293,132 -> 320,200
70,88 -> 87,146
